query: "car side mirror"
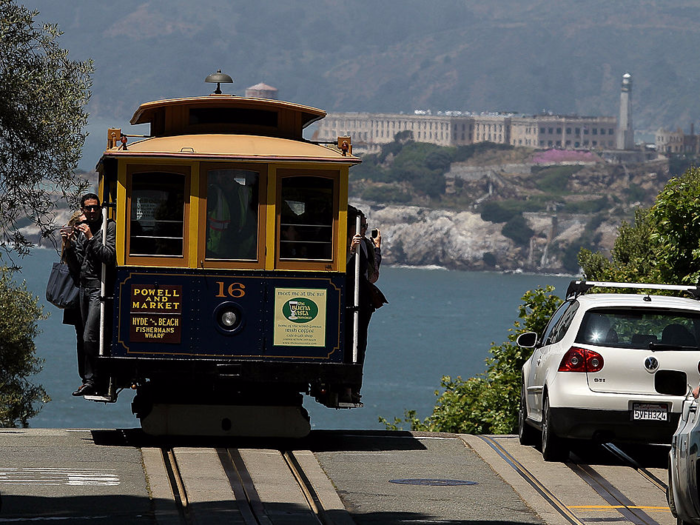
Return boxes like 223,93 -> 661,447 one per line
516,332 -> 538,348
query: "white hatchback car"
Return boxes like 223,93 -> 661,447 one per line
518,281 -> 700,462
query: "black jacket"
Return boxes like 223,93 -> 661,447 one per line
66,219 -> 117,289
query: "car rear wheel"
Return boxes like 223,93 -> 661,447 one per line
518,384 -> 538,446
541,396 -> 569,462
667,468 -> 678,516
668,467 -> 694,525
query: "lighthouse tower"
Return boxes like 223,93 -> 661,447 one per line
616,73 -> 634,150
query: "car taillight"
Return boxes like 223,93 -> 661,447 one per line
558,346 -> 605,373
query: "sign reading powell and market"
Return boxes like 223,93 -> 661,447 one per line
130,284 -> 183,344
274,288 -> 327,347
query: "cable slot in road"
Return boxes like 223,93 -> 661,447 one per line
216,447 -> 334,525
217,448 -> 264,525
219,447 -> 274,525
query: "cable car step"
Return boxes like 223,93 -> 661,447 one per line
337,401 -> 363,409
84,394 -> 117,403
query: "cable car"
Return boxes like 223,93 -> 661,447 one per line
90,72 -> 363,437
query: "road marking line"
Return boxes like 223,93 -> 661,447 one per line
0,467 -> 120,487
569,505 -> 670,511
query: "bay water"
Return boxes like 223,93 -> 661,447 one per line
15,248 -> 572,431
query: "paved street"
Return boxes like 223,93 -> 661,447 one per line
0,429 -> 673,524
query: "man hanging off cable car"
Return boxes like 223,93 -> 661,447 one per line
62,193 -> 116,397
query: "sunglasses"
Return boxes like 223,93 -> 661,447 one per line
82,205 -> 101,211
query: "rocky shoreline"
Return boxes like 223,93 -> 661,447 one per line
356,200 -> 616,274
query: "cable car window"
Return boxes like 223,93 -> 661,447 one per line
205,169 -> 259,260
280,177 -> 333,261
129,173 -> 185,256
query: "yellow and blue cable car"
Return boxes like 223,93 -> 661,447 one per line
93,73 -> 362,436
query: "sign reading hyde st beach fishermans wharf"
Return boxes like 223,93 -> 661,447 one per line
274,288 -> 327,347
130,285 -> 182,343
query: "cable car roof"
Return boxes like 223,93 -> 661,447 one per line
102,134 -> 360,164
129,95 -> 326,140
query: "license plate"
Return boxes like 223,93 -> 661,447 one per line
632,403 -> 668,421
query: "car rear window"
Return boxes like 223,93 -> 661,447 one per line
575,308 -> 700,350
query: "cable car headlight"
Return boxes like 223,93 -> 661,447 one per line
214,303 -> 243,333
220,310 -> 238,327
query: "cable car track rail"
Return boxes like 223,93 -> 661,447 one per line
161,447 -> 193,525
283,450 -> 327,523
476,436 -> 585,525
477,436 -> 670,525
567,457 -> 665,525
599,442 -> 667,492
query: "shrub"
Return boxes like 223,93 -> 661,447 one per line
425,150 -> 454,172
502,215 -> 534,246
562,196 -> 608,214
0,268 -> 49,427
391,142 -> 444,172
393,130 -> 414,143
480,201 -> 519,223
669,155 -> 696,178
361,185 -> 412,204
377,141 -> 405,164
412,171 -> 446,198
452,142 -> 513,163
532,165 -> 582,194
562,243 -> 584,273
351,155 -> 388,182
624,183 -> 647,203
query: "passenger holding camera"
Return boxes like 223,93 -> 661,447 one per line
358,212 -> 386,311
62,193 -> 116,397
360,217 -> 382,284
346,206 -> 371,360
344,207 -> 387,403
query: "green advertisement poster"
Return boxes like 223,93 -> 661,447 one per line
273,288 -> 327,347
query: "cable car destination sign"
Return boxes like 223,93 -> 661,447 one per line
130,284 -> 182,343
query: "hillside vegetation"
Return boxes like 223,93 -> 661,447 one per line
351,137 -> 688,272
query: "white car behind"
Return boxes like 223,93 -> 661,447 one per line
668,393 -> 700,525
518,281 -> 700,461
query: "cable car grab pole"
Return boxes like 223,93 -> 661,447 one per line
353,215 -> 361,364
99,204 -> 107,358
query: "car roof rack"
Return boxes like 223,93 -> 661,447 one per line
566,280 -> 700,300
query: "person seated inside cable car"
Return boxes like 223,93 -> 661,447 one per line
206,169 -> 258,260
